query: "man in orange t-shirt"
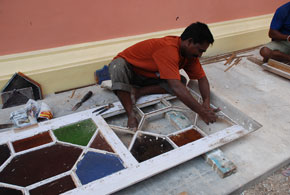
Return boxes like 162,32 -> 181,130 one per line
109,22 -> 218,130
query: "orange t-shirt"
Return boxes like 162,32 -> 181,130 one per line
115,36 -> 205,80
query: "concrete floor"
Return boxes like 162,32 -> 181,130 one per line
1,48 -> 290,194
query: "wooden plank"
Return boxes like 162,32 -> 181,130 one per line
224,57 -> 242,72
262,60 -> 290,80
224,53 -> 236,65
268,59 -> 290,74
200,44 -> 261,65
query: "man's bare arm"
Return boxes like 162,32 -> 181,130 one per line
198,76 -> 210,108
269,29 -> 289,41
167,79 -> 217,124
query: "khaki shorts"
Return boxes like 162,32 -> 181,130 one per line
265,41 -> 290,55
108,57 -> 186,94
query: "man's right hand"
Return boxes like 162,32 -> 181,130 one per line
198,107 -> 219,125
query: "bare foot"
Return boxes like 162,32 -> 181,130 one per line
128,113 -> 138,132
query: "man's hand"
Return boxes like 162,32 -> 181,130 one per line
167,79 -> 219,125
202,101 -> 220,113
198,106 -> 219,125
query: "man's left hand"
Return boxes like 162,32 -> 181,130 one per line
202,101 -> 220,113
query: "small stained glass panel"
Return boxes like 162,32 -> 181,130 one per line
0,187 -> 23,195
53,119 -> 97,146
169,129 -> 203,147
196,115 -> 234,135
0,144 -> 82,187
90,132 -> 114,153
141,113 -> 177,135
76,151 -> 125,185
29,175 -> 76,195
131,134 -> 174,162
105,113 -> 128,128
139,102 -> 166,113
12,131 -> 53,152
114,130 -> 134,148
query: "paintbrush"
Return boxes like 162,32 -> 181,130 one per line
72,91 -> 93,111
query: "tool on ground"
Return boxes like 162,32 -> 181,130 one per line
72,91 -> 93,111
92,103 -> 114,115
0,123 -> 14,130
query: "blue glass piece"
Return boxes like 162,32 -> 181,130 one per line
76,151 -> 125,185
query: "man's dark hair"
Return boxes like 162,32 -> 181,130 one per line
180,22 -> 214,44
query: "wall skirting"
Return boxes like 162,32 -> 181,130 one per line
0,14 -> 272,95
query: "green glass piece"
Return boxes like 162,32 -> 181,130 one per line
53,119 -> 97,146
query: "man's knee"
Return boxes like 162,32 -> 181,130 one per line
260,47 -> 272,58
109,58 -> 134,92
109,58 -> 133,81
109,58 -> 128,75
260,47 -> 273,62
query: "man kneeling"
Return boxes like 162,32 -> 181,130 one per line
109,22 -> 218,131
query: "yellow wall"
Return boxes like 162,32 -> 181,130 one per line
0,15 -> 272,95
1,1 -> 288,96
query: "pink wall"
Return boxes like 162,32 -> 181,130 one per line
0,0 -> 288,56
